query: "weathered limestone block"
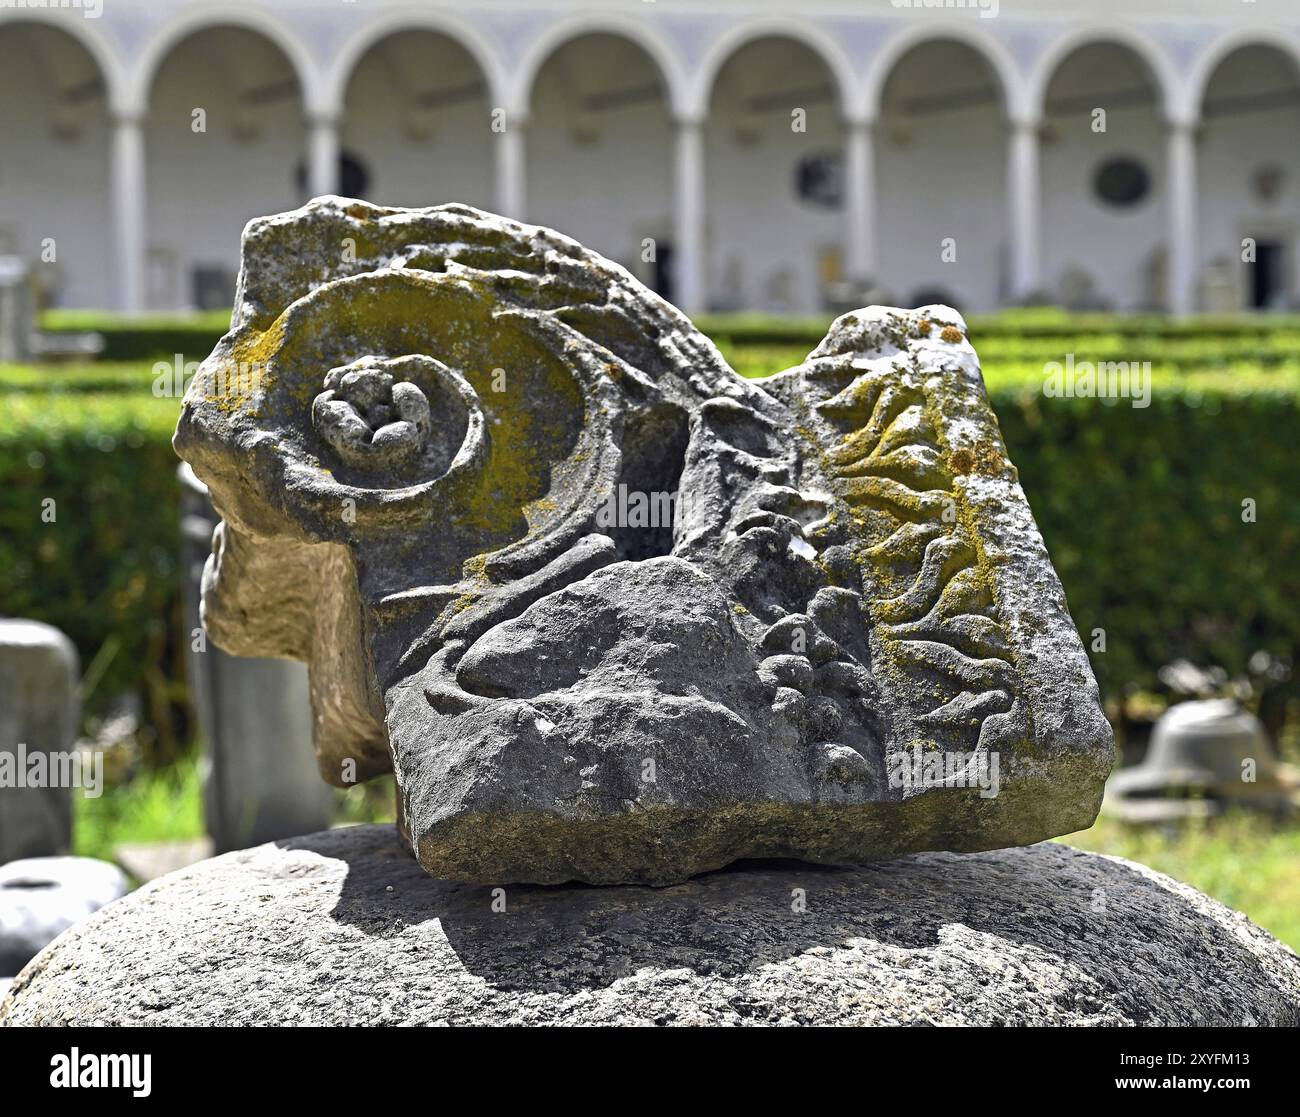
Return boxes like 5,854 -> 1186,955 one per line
172,197 -> 1113,885
3,828 -> 1297,1026
0,619 -> 79,862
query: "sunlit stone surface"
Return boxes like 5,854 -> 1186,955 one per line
172,198 -> 1113,885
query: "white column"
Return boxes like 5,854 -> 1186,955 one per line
307,113 -> 340,198
110,111 -> 146,313
844,117 -> 876,284
673,115 -> 705,314
1007,116 -> 1041,303
1166,118 -> 1198,316
494,114 -> 526,220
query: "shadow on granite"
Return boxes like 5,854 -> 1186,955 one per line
3,824 -> 1297,1026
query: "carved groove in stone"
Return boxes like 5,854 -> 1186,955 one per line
834,370 -> 1016,745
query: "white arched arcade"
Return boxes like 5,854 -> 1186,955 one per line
525,33 -> 675,295
6,6 -> 1297,317
0,18 -> 120,309
1193,35 -> 1300,310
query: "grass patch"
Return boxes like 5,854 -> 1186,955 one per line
699,308 -> 1300,344
335,776 -> 398,826
73,753 -> 398,868
0,360 -> 167,395
714,339 -> 1300,394
0,378 -> 180,434
43,309 -> 233,334
74,749 -> 205,863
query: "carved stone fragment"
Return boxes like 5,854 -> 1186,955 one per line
173,197 -> 1114,885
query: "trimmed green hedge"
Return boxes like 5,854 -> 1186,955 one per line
0,388 -> 187,747
42,306 -> 1300,362
701,308 -> 1300,344
42,309 -> 230,364
3,329 -> 1298,746
993,386 -> 1298,702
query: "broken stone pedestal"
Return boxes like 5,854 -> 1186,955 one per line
3,825 -> 1298,1026
0,620 -> 79,862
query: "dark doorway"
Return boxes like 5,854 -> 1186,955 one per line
1249,239 -> 1285,308
294,152 -> 371,202
656,243 -> 675,304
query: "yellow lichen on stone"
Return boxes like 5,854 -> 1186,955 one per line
207,316 -> 283,415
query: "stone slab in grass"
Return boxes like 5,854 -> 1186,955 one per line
0,619 -> 79,863
3,825 -> 1298,1027
0,856 -> 128,979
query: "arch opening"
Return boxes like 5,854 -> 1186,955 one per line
527,33 -> 673,296
705,36 -> 844,314
876,39 -> 1007,313
1197,44 -> 1300,311
146,26 -> 306,311
0,22 -> 111,308
1039,42 -> 1166,312
342,30 -> 492,212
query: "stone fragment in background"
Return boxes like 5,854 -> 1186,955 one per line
113,837 -> 213,883
0,256 -> 33,364
173,197 -> 1114,885
1107,698 -> 1300,822
0,620 -> 78,862
180,464 -> 334,852
0,856 -> 128,977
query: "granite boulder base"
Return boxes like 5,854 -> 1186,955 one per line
3,826 -> 1298,1027
173,197 -> 1113,885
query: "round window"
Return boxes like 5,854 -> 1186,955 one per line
1093,157 -> 1150,208
794,152 -> 843,210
